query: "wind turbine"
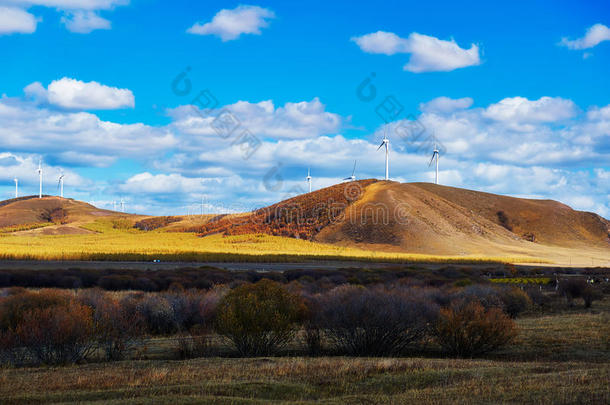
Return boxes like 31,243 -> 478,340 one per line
120,198 -> 125,213
57,170 -> 65,198
14,178 -> 18,198
428,143 -> 440,185
37,160 -> 43,198
112,200 -> 117,211
344,160 -> 357,182
306,168 -> 312,193
377,128 -> 389,180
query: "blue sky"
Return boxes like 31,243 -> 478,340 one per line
0,0 -> 609,217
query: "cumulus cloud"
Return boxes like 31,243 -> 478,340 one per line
60,10 -> 110,33
187,5 -> 275,41
28,77 -> 135,110
0,96 -> 175,167
351,31 -> 481,72
0,6 -> 38,34
483,96 -> 577,124
560,23 -> 610,50
1,0 -> 127,33
168,97 -> 343,142
420,96 -> 473,114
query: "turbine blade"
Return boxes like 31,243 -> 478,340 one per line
428,154 -> 435,167
352,160 -> 357,176
377,141 -> 384,150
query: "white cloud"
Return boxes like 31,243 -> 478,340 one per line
351,31 -> 481,72
61,10 -> 110,33
350,31 -> 408,55
7,0 -> 127,10
0,6 -> 38,34
483,96 -> 577,124
168,97 -> 343,141
420,96 -> 473,114
560,23 -> 610,50
187,5 -> 275,41
1,0 -> 127,33
34,77 -> 135,110
0,96 -> 176,166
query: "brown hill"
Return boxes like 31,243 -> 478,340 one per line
0,196 -> 134,235
193,180 -> 610,264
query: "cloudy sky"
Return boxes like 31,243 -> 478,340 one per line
0,0 -> 609,217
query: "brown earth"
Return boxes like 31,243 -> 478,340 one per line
0,196 -> 138,234
1,184 -> 608,265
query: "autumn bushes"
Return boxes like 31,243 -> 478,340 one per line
0,288 -> 222,365
0,281 -> 531,366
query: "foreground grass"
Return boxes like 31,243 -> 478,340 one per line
0,221 -> 546,264
1,357 -> 607,404
1,300 -> 608,404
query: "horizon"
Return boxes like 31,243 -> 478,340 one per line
1,1 -> 609,217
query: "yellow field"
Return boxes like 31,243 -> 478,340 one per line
0,219 -> 548,264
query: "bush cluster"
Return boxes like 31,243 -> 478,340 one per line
0,278 -> 563,365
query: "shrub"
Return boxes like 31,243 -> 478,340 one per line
79,289 -> 145,361
499,287 -> 531,318
15,303 -> 96,365
434,301 -> 518,357
175,326 -> 211,359
559,278 -> 602,308
215,280 -> 304,356
311,285 -> 439,356
136,295 -> 179,335
0,289 -> 71,330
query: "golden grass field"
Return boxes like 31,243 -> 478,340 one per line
1,301 -> 608,404
0,219 -> 548,264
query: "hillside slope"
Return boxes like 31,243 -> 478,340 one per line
0,196 -> 133,235
317,182 -> 610,256
193,180 -> 609,263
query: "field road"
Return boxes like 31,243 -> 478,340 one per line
0,260 -> 606,273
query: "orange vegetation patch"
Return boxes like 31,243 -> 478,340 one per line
188,180 -> 378,240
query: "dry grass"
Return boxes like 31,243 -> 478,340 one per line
0,220 -> 547,264
0,299 -> 608,404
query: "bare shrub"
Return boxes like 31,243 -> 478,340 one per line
175,326 -> 211,359
136,295 -> 179,335
434,301 -> 518,357
16,304 -> 96,365
215,280 -> 305,356
498,287 -> 531,318
559,278 -> 603,308
79,289 -> 145,361
311,285 -> 439,356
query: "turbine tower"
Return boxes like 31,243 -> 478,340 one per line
428,144 -> 440,185
344,160 -> 357,182
37,160 -> 43,198
120,198 -> 125,213
58,170 -> 65,198
306,168 -> 312,193
14,178 -> 18,198
377,128 -> 389,180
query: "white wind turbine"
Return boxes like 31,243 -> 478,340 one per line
343,160 -> 357,182
112,200 -> 117,211
14,177 -> 18,198
120,198 -> 125,213
306,168 -> 312,193
428,143 -> 440,185
37,160 -> 43,198
58,170 -> 65,198
377,128 -> 389,180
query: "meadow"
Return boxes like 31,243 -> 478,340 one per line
1,301 -> 608,404
0,219 -> 547,264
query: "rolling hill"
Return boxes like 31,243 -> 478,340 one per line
0,183 -> 608,265
192,180 -> 610,264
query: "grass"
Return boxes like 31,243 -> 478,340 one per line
0,223 -> 52,234
0,219 -> 548,264
0,298 -> 608,404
